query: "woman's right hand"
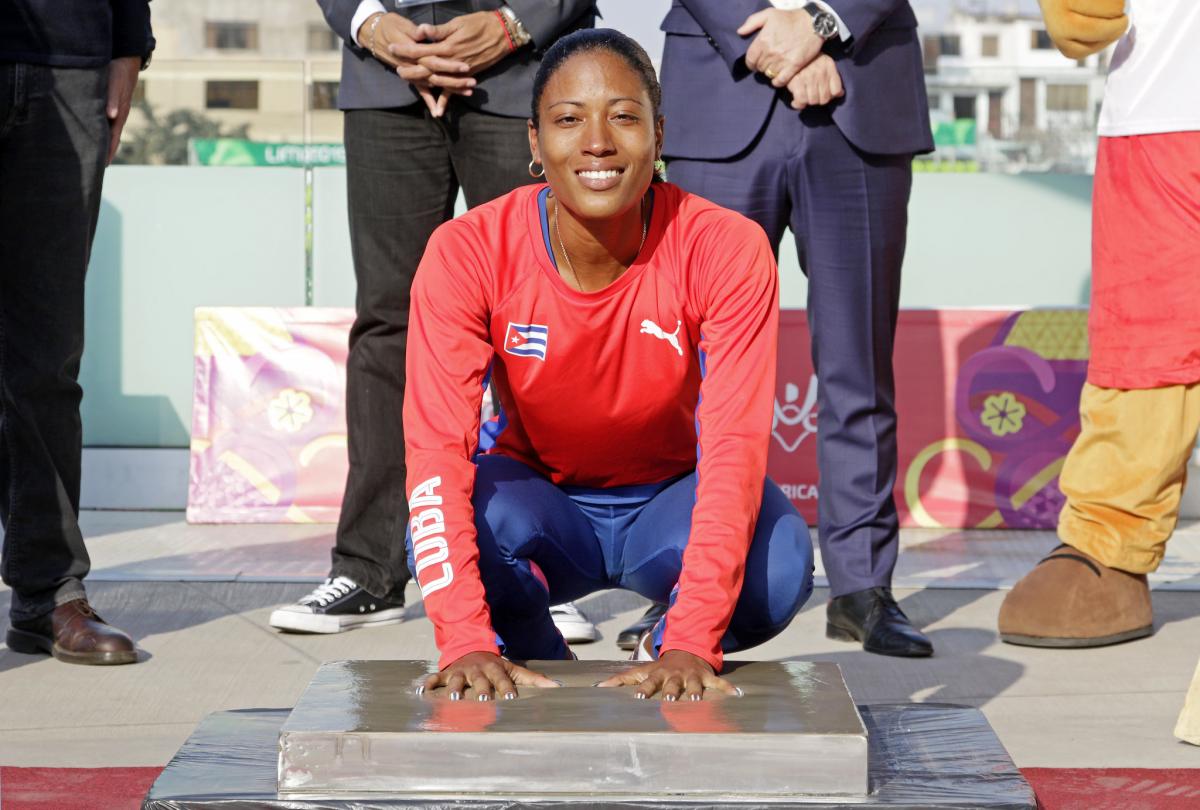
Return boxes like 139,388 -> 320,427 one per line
421,652 -> 559,701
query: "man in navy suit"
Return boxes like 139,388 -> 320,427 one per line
660,0 -> 934,657
270,1 -> 596,637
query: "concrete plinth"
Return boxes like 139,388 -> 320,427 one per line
278,660 -> 869,800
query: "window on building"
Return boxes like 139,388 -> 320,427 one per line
308,24 -> 340,52
1030,29 -> 1054,50
206,22 -> 259,51
1019,78 -> 1036,127
922,35 -> 940,73
206,80 -> 259,110
1046,83 -> 1088,112
310,81 -> 340,111
953,95 -> 975,120
981,34 -> 999,57
924,34 -> 960,72
988,91 -> 1003,137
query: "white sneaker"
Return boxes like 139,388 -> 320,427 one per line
633,629 -> 657,661
268,576 -> 405,634
549,601 -> 598,643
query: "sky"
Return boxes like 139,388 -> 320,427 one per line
596,0 -> 1045,65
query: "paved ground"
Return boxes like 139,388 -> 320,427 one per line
2,512 -> 1199,770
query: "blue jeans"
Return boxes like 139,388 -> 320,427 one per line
408,454 -> 815,661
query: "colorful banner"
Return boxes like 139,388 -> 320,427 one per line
772,309 -> 1087,528
189,308 -> 355,523
188,307 -> 1088,527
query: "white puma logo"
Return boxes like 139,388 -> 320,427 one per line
640,318 -> 683,357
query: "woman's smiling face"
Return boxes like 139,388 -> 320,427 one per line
530,48 -> 663,223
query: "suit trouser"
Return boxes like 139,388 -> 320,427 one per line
0,63 -> 108,621
668,104 -> 913,598
332,102 -> 532,600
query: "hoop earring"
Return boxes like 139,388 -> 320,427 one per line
528,159 -> 545,178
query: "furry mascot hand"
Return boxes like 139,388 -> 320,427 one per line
1038,0 -> 1129,59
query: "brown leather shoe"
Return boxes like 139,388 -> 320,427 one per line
999,543 -> 1153,647
6,599 -> 138,665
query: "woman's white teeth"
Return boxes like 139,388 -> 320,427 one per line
579,169 -> 621,179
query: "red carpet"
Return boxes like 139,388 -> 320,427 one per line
3,766 -> 1200,808
1022,769 -> 1200,809
0,767 -> 162,810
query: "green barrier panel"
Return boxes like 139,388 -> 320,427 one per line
933,119 -> 977,147
189,139 -> 346,167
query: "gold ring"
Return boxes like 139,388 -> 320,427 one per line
765,68 -> 777,80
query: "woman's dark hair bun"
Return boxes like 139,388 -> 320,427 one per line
530,28 -> 662,128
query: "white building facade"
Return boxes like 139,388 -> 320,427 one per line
921,9 -> 1108,171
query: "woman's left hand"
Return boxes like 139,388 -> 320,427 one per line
596,650 -> 739,701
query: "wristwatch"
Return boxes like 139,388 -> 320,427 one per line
498,5 -> 533,49
802,2 -> 840,41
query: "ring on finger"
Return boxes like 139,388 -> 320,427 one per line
765,67 -> 778,80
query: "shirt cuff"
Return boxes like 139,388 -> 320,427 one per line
350,0 -> 388,47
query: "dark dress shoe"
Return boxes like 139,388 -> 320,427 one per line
826,587 -> 933,658
7,598 -> 138,665
617,602 -> 668,651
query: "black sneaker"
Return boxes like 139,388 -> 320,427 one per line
268,576 -> 405,634
617,602 -> 667,650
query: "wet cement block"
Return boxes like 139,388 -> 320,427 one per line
278,660 -> 868,800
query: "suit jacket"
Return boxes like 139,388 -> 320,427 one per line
660,0 -> 933,158
317,0 -> 596,116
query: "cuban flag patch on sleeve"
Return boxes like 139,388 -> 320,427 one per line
503,322 -> 549,361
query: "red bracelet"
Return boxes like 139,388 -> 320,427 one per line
495,10 -> 517,52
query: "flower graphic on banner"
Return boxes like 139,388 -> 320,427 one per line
268,388 -> 314,433
980,392 -> 1026,437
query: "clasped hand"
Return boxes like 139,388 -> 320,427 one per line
739,8 -> 845,110
425,650 -> 739,702
358,12 -> 511,118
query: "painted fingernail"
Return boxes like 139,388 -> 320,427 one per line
690,694 -> 701,701
734,687 -> 745,697
635,692 -> 646,700
504,692 -> 517,701
665,695 -> 677,702
416,685 -> 425,696
478,693 -> 491,702
449,691 -> 461,701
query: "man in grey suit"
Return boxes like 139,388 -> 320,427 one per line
271,1 -> 595,636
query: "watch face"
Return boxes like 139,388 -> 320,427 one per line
815,13 -> 838,39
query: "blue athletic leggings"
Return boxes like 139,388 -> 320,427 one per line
408,454 -> 815,662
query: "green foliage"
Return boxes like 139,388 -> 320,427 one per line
115,101 -> 252,166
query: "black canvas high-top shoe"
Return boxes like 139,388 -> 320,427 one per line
269,576 -> 405,633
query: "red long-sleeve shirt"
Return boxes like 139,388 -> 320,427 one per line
404,182 -> 779,671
